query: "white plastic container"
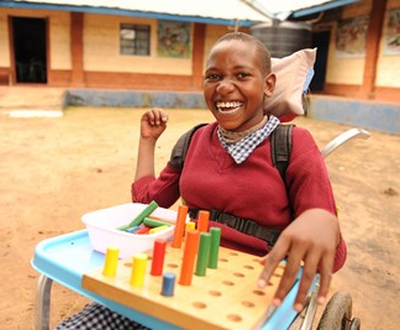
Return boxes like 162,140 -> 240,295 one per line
82,203 -> 180,259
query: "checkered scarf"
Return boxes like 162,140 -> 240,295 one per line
217,115 -> 280,164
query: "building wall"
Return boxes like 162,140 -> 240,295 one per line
1,3 -> 400,104
0,11 -> 11,67
0,8 -> 71,68
0,7 -> 214,89
316,0 -> 400,103
0,8 -> 72,84
376,0 -> 400,87
49,11 -> 71,70
203,24 -> 233,70
83,14 -> 192,75
325,45 -> 365,84
325,0 -> 372,85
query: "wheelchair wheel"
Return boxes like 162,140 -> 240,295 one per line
316,291 -> 358,330
349,317 -> 361,330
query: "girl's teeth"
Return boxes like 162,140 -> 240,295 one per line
217,102 -> 242,108
216,102 -> 243,113
217,104 -> 242,114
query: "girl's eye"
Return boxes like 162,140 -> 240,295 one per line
205,73 -> 221,81
237,72 -> 250,79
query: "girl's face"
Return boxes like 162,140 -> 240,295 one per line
203,40 -> 275,132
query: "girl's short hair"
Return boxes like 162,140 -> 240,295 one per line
213,32 -> 272,76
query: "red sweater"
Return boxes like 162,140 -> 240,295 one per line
132,122 -> 346,272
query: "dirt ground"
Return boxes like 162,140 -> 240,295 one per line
0,107 -> 399,329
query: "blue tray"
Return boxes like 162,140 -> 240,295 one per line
32,230 -> 301,329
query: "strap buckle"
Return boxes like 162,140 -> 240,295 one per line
189,207 -> 281,248
219,213 -> 254,235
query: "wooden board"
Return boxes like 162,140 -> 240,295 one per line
82,243 -> 285,330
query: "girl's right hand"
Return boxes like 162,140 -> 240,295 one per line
140,108 -> 169,140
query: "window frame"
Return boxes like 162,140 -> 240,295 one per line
120,23 -> 151,56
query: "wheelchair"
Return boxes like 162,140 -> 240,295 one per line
33,128 -> 368,330
286,127 -> 369,330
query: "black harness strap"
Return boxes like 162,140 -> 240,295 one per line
189,208 -> 282,248
271,124 -> 293,181
169,123 -> 207,169
174,123 -> 294,248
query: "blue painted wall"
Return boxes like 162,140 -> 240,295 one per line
66,89 -> 207,109
308,96 -> 400,135
64,90 -> 400,135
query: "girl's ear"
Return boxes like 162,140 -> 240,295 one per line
264,73 -> 276,98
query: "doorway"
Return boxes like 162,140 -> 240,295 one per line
12,17 -> 47,83
311,30 -> 330,92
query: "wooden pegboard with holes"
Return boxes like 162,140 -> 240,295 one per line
82,243 -> 284,330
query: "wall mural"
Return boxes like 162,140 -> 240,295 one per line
157,20 -> 191,58
384,8 -> 400,55
335,16 -> 369,58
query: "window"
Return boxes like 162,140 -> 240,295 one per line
120,24 -> 150,55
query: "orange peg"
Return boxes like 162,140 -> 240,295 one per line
171,205 -> 188,249
179,230 -> 200,286
197,210 -> 210,233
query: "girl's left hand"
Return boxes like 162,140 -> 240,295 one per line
257,208 -> 340,312
140,108 -> 169,140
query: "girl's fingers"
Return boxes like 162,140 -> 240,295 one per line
272,244 -> 305,308
292,251 -> 320,311
258,237 -> 290,304
150,109 -> 159,125
160,110 -> 169,123
258,210 -> 338,311
143,110 -> 155,125
316,250 -> 335,305
259,237 -> 332,312
149,108 -> 168,126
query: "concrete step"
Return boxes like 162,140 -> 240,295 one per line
0,86 -> 66,117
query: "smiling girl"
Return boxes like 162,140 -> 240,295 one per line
56,32 -> 346,329
133,32 -> 346,313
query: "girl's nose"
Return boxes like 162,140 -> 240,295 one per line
216,79 -> 235,94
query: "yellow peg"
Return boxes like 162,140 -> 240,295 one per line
149,224 -> 170,234
130,253 -> 148,288
184,221 -> 196,239
102,246 -> 119,277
